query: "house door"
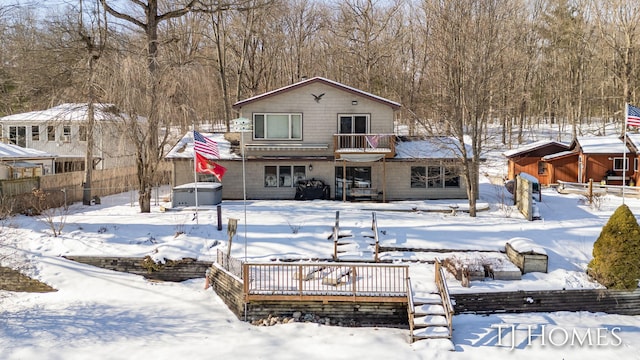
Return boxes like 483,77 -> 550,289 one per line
335,166 -> 371,200
338,115 -> 368,148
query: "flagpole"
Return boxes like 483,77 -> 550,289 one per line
623,103 -> 628,204
193,128 -> 199,223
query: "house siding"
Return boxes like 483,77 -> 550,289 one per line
236,82 -> 395,156
0,119 -> 136,170
172,158 -> 467,201
547,155 -> 579,183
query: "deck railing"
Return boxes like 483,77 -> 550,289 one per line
333,134 -> 395,157
243,262 -> 409,301
435,258 -> 454,338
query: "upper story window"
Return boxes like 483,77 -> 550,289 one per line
9,126 -> 26,147
338,114 -> 369,134
31,126 -> 40,141
79,125 -> 87,141
62,125 -> 71,142
253,113 -> 302,140
47,126 -> 55,141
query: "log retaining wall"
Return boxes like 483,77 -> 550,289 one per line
452,288 -> 640,315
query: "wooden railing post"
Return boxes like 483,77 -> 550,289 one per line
243,263 -> 250,299
333,211 -> 339,261
351,265 -> 357,295
372,212 -> 379,262
298,264 -> 304,297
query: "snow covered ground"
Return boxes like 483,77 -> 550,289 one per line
1,154 -> 640,359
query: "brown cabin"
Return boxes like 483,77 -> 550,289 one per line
505,136 -> 637,186
504,140 -> 570,186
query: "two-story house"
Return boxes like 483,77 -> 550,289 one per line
0,103 -> 138,173
166,77 -> 470,201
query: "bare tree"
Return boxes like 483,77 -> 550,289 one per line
422,0 -> 517,217
329,0 -> 404,91
592,0 -> 640,134
77,0 -> 108,205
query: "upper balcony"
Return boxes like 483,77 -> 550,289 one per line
333,134 -> 396,160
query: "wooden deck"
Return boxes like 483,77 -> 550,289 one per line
243,262 -> 409,303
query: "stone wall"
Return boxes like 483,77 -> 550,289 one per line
63,256 -> 212,282
0,266 -> 56,292
245,300 -> 408,327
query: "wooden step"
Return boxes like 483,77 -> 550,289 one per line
413,293 -> 442,305
412,326 -> 451,340
414,304 -> 446,316
413,315 -> 448,327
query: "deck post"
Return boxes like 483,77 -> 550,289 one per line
333,211 -> 339,260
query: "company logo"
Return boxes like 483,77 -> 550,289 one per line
491,324 -> 623,350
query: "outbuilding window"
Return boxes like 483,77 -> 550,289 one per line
613,157 -> 629,171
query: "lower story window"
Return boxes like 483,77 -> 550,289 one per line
265,165 -> 306,187
410,165 -> 460,189
411,166 -> 426,188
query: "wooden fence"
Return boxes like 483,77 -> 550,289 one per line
557,180 -> 640,198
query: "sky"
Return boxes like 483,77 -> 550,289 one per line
1,127 -> 640,359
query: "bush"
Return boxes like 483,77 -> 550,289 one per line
588,204 -> 640,289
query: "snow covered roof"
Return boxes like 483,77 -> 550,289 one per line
395,136 -> 473,159
542,150 -> 577,161
626,133 -> 640,151
0,103 -> 138,123
232,77 -> 401,110
506,237 -> 547,255
576,135 -> 628,154
503,140 -> 569,157
0,142 -> 56,159
165,132 -> 236,160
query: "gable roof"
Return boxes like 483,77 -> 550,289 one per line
574,135 -> 629,154
0,103 -> 134,123
503,140 -> 569,158
626,133 -> 640,151
232,77 -> 401,110
0,142 -> 56,159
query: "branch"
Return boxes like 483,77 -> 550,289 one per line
99,0 -> 146,29
157,1 -> 197,22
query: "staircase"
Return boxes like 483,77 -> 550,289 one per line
408,259 -> 455,346
332,211 -> 377,261
410,291 -> 451,340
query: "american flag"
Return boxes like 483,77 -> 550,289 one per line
627,104 -> 640,127
193,131 -> 219,158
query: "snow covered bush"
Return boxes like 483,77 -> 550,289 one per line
588,204 -> 640,290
